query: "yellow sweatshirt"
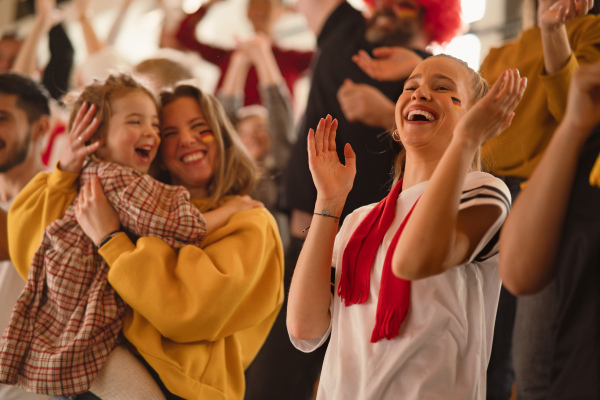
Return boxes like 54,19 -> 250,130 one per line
480,14 -> 600,179
8,168 -> 285,400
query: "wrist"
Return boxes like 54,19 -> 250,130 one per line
314,197 -> 345,218
96,230 -> 122,248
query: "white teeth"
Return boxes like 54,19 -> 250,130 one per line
407,110 -> 436,121
182,152 -> 205,163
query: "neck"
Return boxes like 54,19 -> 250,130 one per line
0,157 -> 43,203
401,148 -> 444,189
404,35 -> 429,52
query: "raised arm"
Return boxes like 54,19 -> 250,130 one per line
539,0 -> 600,120
242,33 -> 295,166
539,0 -> 593,75
499,62 -> 600,295
217,50 -> 251,121
296,0 -> 344,36
74,0 -> 105,55
11,0 -> 57,77
392,69 -> 526,280
287,115 -> 356,340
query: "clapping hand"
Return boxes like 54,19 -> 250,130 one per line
307,115 -> 356,202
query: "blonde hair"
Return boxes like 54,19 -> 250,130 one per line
158,84 -> 256,211
392,54 -> 489,179
66,73 -> 158,161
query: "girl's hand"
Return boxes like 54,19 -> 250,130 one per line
58,102 -> 101,173
352,47 -> 422,82
540,0 -> 593,30
454,68 -> 527,147
75,176 -> 120,246
307,115 -> 356,202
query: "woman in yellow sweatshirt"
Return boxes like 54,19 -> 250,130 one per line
8,83 -> 285,400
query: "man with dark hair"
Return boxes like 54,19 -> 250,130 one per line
0,72 -> 50,400
244,1 -> 463,399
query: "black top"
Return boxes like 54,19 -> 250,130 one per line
283,2 -> 429,222
549,123 -> 600,400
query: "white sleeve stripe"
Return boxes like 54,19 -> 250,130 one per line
461,184 -> 511,208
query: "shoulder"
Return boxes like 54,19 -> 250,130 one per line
567,14 -> 600,33
460,172 -> 511,210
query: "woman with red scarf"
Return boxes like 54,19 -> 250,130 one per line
287,55 -> 526,399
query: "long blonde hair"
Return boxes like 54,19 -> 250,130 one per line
392,54 -> 489,179
158,84 -> 256,212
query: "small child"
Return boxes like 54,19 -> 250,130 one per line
0,74 -> 254,396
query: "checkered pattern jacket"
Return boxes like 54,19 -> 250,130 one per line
0,161 -> 206,395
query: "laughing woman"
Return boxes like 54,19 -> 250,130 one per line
7,82 -> 284,400
287,55 -> 526,399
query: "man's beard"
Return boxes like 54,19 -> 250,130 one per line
364,10 -> 422,47
0,129 -> 31,173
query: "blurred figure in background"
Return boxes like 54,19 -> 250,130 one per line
478,1 -> 600,398
176,0 -> 314,105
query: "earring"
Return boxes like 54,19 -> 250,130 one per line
392,130 -> 401,142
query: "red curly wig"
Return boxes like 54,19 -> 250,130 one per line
362,0 -> 463,45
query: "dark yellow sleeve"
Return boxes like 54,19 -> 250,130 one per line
101,208 -> 284,343
543,15 -> 600,122
8,167 -> 78,280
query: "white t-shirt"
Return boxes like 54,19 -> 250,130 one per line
0,200 -> 47,400
291,172 -> 511,400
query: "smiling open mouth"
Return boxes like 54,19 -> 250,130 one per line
135,145 -> 153,160
406,110 -> 437,121
182,151 -> 206,163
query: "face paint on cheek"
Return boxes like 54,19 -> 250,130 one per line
393,5 -> 419,18
200,132 -> 215,143
451,97 -> 462,111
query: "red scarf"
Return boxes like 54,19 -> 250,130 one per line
338,178 -> 419,342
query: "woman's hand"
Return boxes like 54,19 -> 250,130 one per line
75,176 -> 120,246
540,0 -> 593,30
307,115 -> 356,203
352,47 -> 422,82
454,68 -> 527,147
59,102 -> 101,173
563,62 -> 600,134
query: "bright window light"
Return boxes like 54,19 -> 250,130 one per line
435,33 -> 482,71
462,0 -> 486,23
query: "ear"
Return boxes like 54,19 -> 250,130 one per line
30,114 -> 50,144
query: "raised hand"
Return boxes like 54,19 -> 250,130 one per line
307,115 -> 356,202
337,79 -> 395,128
58,102 -> 102,173
540,0 -> 593,29
352,47 -> 422,82
454,68 -> 527,146
563,62 -> 600,135
75,176 -> 120,246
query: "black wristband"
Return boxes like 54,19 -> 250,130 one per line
97,230 -> 121,249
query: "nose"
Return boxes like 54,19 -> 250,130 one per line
143,123 -> 160,140
411,86 -> 431,101
179,128 -> 199,147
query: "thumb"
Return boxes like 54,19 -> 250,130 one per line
344,143 -> 356,169
372,46 -> 394,58
342,78 -> 354,88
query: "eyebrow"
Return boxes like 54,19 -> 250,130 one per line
405,74 -> 458,86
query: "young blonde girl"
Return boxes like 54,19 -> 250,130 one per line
0,74 -> 258,396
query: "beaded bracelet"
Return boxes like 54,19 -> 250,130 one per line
303,209 -> 341,233
313,209 -> 340,222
